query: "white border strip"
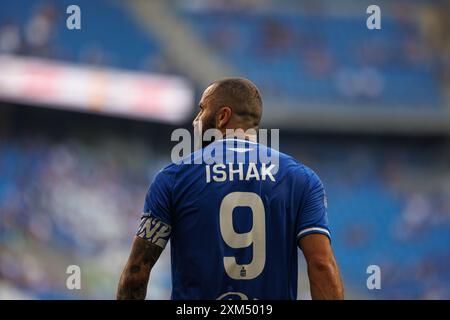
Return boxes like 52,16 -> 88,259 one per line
217,138 -> 259,144
297,227 -> 330,239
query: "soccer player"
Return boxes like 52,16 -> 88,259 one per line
117,78 -> 344,300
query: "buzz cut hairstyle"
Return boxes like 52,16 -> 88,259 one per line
210,77 -> 263,128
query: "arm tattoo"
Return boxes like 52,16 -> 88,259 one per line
116,236 -> 163,300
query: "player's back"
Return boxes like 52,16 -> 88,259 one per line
143,137 -> 330,300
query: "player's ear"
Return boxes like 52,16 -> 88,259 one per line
216,106 -> 232,129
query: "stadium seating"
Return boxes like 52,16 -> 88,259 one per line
0,0 -> 162,71
1,0 -> 445,108
180,8 -> 445,107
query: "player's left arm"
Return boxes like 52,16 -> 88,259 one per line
295,167 -> 344,299
299,233 -> 344,299
116,236 -> 163,300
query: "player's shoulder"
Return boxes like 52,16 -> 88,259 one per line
152,162 -> 180,184
154,150 -> 201,179
273,148 -> 320,181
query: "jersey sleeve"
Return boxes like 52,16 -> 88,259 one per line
136,168 -> 174,249
296,168 -> 331,242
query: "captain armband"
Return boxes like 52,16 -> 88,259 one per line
136,214 -> 172,249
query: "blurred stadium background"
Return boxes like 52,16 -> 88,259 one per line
0,0 -> 449,299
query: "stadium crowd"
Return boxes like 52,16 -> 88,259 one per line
0,0 -> 449,300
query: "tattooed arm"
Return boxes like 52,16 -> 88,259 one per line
120,167 -> 173,300
116,236 -> 163,300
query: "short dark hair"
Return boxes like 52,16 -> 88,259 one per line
209,78 -> 263,128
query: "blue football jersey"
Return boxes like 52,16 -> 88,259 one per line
137,138 -> 331,300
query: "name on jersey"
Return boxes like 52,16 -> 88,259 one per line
205,163 -> 276,183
